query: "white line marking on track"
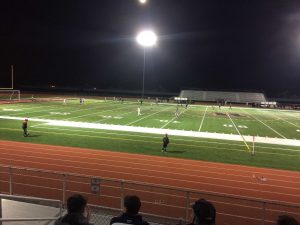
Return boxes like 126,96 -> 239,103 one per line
1,149 -> 299,191
2,140 -> 300,178
0,155 -> 299,198
2,145 -> 300,186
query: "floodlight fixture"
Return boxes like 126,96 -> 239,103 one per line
139,0 -> 147,4
136,30 -> 157,99
136,30 -> 157,47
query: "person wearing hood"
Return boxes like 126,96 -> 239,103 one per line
55,194 -> 93,225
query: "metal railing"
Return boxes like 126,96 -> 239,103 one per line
0,164 -> 299,225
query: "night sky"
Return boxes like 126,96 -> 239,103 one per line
1,0 -> 300,97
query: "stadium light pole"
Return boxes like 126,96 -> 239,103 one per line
136,30 -> 157,99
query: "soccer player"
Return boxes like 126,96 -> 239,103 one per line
175,107 -> 179,118
137,107 -> 141,116
162,134 -> 170,152
22,118 -> 29,137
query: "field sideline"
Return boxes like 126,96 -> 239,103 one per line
0,98 -> 299,171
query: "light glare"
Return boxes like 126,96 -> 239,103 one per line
139,0 -> 147,4
136,30 -> 157,47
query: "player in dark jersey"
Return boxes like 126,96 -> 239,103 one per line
162,134 -> 170,152
22,118 -> 29,137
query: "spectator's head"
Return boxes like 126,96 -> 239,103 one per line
67,194 -> 88,214
124,195 -> 141,215
191,199 -> 216,225
277,215 -> 299,225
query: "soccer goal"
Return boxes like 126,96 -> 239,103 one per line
0,90 -> 21,101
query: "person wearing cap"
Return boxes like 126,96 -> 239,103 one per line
188,199 -> 216,225
110,195 -> 149,225
22,118 -> 29,137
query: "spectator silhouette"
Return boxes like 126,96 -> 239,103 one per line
187,199 -> 216,225
55,194 -> 93,225
110,195 -> 149,225
277,215 -> 299,225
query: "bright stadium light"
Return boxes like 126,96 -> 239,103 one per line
139,0 -> 147,4
136,30 -> 157,99
136,30 -> 157,47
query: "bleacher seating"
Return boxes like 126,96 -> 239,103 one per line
179,90 -> 266,103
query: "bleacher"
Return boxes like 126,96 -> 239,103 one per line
179,90 -> 266,103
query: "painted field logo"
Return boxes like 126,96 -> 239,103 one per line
102,116 -> 123,119
156,119 -> 181,124
50,112 -> 70,115
159,120 -> 169,123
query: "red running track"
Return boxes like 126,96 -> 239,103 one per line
0,140 -> 299,225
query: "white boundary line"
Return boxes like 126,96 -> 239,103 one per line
1,115 -> 300,147
226,112 -> 250,150
241,109 -> 286,139
198,106 -> 208,132
15,125 -> 300,152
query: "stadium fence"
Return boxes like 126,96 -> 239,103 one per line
0,164 -> 299,225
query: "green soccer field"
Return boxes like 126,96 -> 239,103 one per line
0,98 -> 299,171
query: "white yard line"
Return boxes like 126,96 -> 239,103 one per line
226,112 -> 250,150
1,115 -> 300,147
160,109 -> 187,129
198,106 -> 208,132
31,123 -> 48,128
268,112 -> 300,129
126,107 -> 171,126
241,109 -> 286,139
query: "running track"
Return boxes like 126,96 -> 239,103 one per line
0,140 -> 299,225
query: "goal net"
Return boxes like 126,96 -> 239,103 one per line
0,90 -> 21,101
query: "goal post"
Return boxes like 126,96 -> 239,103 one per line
0,90 -> 21,101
